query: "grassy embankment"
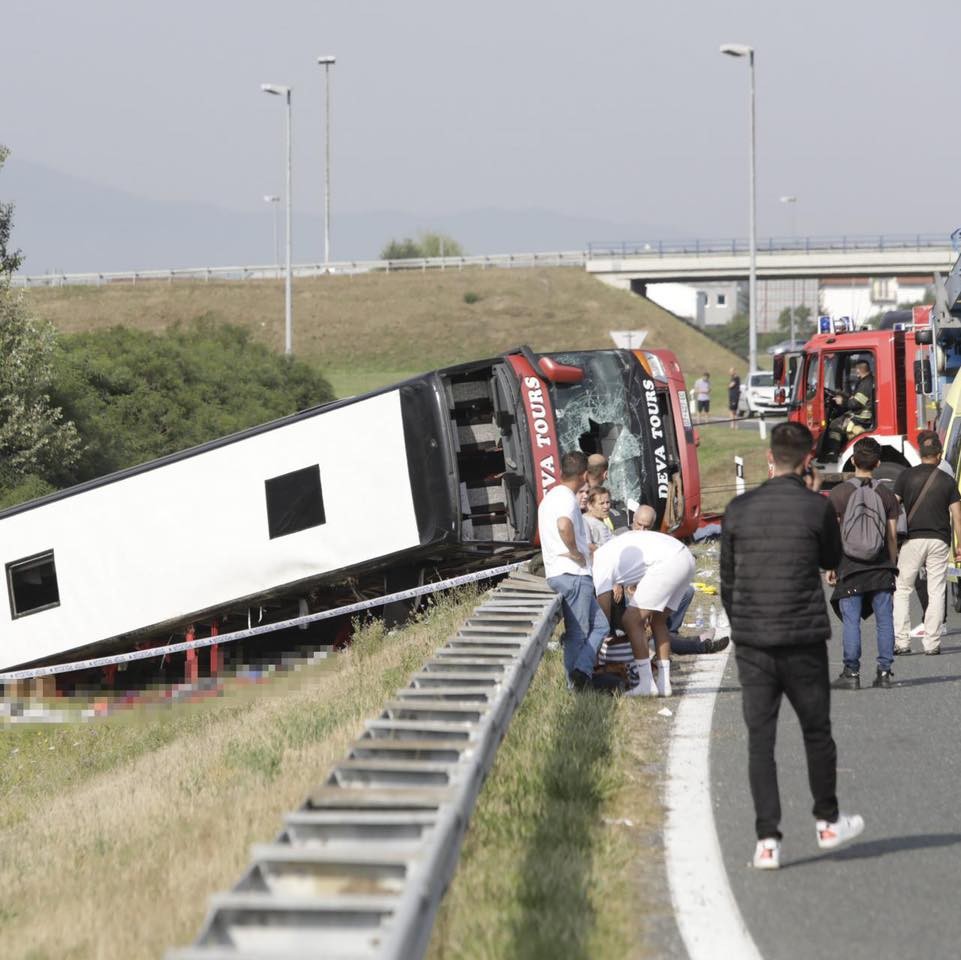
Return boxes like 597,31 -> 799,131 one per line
25,267 -> 761,511
24,268 -> 737,399
0,589 -> 668,959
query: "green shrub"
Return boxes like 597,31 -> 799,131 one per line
49,317 -> 334,485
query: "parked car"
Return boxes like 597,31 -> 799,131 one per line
737,371 -> 784,417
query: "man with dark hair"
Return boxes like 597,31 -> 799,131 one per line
822,359 -> 874,460
826,437 -> 899,689
893,430 -> 961,655
538,450 -> 610,690
721,421 -> 863,869
728,367 -> 741,430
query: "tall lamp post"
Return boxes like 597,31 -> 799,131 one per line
317,55 -> 336,269
261,83 -> 293,356
780,195 -> 798,345
720,43 -> 757,373
264,194 -> 281,274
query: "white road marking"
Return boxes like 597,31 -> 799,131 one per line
664,647 -> 764,960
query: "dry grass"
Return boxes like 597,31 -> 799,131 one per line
23,269 -> 742,399
0,591 -> 481,959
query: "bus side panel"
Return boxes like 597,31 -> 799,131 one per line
0,390 -> 421,671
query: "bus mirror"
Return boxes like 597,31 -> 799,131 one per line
916,328 -> 934,345
772,356 -> 784,382
538,357 -> 584,384
914,359 -> 933,394
775,388 -> 786,404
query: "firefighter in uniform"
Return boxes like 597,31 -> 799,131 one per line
822,360 -> 875,460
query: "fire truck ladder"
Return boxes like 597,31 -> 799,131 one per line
168,570 -> 561,960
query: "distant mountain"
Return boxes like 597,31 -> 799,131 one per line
2,156 -> 683,275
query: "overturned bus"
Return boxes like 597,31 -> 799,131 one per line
0,346 -> 700,676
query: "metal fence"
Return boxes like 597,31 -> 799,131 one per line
10,251 -> 587,288
587,233 -> 956,258
12,234 -> 958,288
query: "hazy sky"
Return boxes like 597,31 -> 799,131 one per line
4,0 -> 961,242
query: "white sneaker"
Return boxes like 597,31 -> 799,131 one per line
752,838 -> 781,869
910,624 -> 926,639
816,812 -> 864,850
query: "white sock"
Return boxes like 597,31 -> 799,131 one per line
626,658 -> 655,696
656,659 -> 672,696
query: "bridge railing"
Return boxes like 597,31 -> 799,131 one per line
10,250 -> 586,289
587,233 -> 955,258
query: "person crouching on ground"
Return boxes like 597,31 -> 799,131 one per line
720,421 -> 863,870
538,450 -> 609,691
826,437 -> 899,690
593,517 -> 695,697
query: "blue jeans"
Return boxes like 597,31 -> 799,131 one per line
546,573 -> 609,679
667,584 -> 695,635
839,591 -> 894,673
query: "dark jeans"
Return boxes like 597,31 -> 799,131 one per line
735,642 -> 839,840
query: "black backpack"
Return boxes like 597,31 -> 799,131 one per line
841,478 -> 886,561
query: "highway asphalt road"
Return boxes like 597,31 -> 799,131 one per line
710,590 -> 961,959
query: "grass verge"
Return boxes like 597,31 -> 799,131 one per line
695,420 -> 771,513
427,645 -> 671,960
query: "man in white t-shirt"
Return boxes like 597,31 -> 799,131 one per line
593,523 -> 695,696
538,450 -> 610,690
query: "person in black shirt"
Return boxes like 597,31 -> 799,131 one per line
727,368 -> 741,430
892,430 -> 961,655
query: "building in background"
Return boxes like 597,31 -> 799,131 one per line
644,276 -> 931,332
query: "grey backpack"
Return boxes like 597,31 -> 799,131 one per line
841,478 -> 886,561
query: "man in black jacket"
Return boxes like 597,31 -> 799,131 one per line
721,422 -> 864,869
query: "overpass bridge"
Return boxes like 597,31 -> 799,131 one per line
586,234 -> 959,290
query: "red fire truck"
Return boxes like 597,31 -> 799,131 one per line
774,303 -> 961,483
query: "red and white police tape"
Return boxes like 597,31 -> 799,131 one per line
0,562 -> 529,684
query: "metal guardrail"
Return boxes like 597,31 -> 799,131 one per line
587,233 -> 956,259
10,251 -> 586,288
12,236 -> 957,288
168,570 -> 561,960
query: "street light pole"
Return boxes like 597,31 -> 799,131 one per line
264,194 -> 281,274
780,195 -> 798,345
317,56 -> 336,269
262,83 -> 293,356
721,43 -> 757,372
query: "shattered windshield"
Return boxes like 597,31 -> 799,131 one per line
545,350 -> 655,512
